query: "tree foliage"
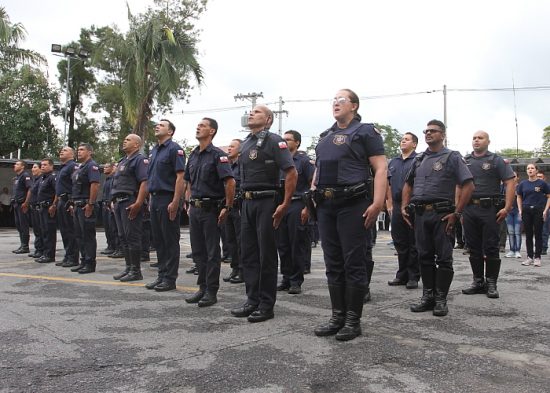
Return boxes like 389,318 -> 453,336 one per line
375,123 -> 402,158
540,125 -> 550,157
496,148 -> 534,159
0,65 -> 59,158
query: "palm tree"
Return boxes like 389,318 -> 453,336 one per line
123,8 -> 203,141
0,7 -> 45,70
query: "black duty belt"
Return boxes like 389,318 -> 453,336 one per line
73,200 -> 88,207
315,182 -> 368,201
58,193 -> 71,201
242,190 -> 279,200
413,201 -> 454,214
469,197 -> 504,208
189,198 -> 223,208
291,195 -> 304,201
150,190 -> 173,196
38,201 -> 52,208
112,193 -> 133,203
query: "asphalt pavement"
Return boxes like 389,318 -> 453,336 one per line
1,227 -> 549,393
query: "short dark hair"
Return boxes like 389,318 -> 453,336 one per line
160,118 -> 176,134
15,160 -> 27,167
404,132 -> 418,145
79,142 -> 94,153
232,138 -> 242,144
41,158 -> 54,166
203,117 -> 218,137
284,130 -> 302,147
427,119 -> 446,132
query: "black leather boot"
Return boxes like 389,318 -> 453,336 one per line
433,267 -> 454,317
113,249 -> 130,280
485,258 -> 501,299
71,262 -> 85,272
223,267 -> 239,282
462,256 -> 486,294
120,250 -> 143,282
314,285 -> 346,337
336,286 -> 365,341
410,264 -> 436,312
78,261 -> 96,274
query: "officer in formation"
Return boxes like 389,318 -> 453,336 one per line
100,162 -> 118,256
386,132 -> 420,289
231,105 -> 297,323
312,89 -> 387,342
276,130 -> 314,295
34,159 -> 57,263
111,134 -> 149,282
70,143 -> 100,274
52,147 -> 78,267
223,138 -> 244,284
184,118 -> 235,307
145,119 -> 186,292
401,119 -> 474,317
28,163 -> 43,259
11,160 -> 32,254
461,131 -> 515,299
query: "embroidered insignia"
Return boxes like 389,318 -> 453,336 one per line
143,159 -> 149,165
25,177 -> 30,181
219,156 -> 229,163
333,135 -> 346,145
92,166 -> 99,171
249,149 -> 258,160
119,165 -> 125,171
177,150 -> 184,156
535,186 -> 541,192
278,141 -> 288,149
482,162 -> 491,170
433,161 -> 443,171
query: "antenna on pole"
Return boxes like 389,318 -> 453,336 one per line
512,76 -> 520,158
272,96 -> 289,135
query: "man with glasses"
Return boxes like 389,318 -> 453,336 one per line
276,130 -> 314,295
401,120 -> 474,317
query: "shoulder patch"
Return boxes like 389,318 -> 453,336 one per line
25,177 -> 31,181
219,156 -> 229,163
278,141 -> 288,149
373,127 -> 381,134
143,159 -> 149,165
177,149 -> 184,156
92,166 -> 99,171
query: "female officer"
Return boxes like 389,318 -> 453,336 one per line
312,89 -> 387,341
517,163 -> 550,267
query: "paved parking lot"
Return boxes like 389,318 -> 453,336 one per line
1,227 -> 549,393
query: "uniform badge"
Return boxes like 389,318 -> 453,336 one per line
92,166 -> 99,171
333,135 -> 346,145
219,156 -> 229,163
249,149 -> 258,160
119,165 -> 125,171
177,149 -> 184,156
278,141 -> 288,149
482,162 -> 491,170
535,186 -> 541,192
143,159 -> 149,165
25,177 -> 31,181
433,161 -> 443,171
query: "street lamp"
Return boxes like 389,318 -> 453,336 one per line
51,44 -> 89,145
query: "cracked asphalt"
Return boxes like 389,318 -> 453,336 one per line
1,227 -> 549,393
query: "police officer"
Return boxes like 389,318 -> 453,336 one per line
111,134 -> 149,282
461,131 -> 515,298
184,118 -> 235,307
387,132 -> 420,289
401,119 -> 474,317
71,143 -> 100,274
312,89 -> 387,341
100,163 -> 118,255
35,159 -> 57,263
145,119 -> 185,292
12,160 -> 32,254
223,138 -> 244,284
276,130 -> 315,295
51,147 -> 78,267
230,105 -> 297,323
28,163 -> 44,259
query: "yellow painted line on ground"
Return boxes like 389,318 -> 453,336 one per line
0,272 -> 197,292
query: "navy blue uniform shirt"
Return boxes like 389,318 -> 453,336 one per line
517,179 -> 550,208
184,143 -> 233,198
37,172 -> 57,202
465,151 -> 514,197
30,177 -> 40,204
13,171 -> 32,201
231,160 -> 241,192
103,175 -> 114,201
314,120 -> 385,187
147,138 -> 186,193
388,151 -> 417,203
112,152 -> 149,196
55,160 -> 76,196
72,159 -> 100,200
291,151 -> 314,196
239,131 -> 295,191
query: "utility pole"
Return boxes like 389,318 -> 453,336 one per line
234,92 -> 264,109
443,84 -> 448,147
272,96 -> 288,135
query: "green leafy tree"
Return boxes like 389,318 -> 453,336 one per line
375,123 -> 402,158
540,125 -> 550,157
497,148 -> 534,159
0,7 -> 45,70
0,65 -> 59,158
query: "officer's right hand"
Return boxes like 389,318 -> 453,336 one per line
68,205 -> 74,216
401,206 -> 412,228
167,201 -> 178,221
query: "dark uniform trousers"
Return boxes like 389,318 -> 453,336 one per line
14,203 -> 30,246
463,205 -> 500,260
113,197 -> 143,253
30,206 -> 43,254
414,210 -> 454,284
189,206 -> 222,293
39,205 -> 57,259
141,205 -> 151,257
226,207 -> 241,270
276,199 -> 310,286
150,193 -> 180,284
241,197 -> 279,311
73,204 -> 97,263
102,203 -> 118,251
391,205 -> 419,282
57,199 -> 78,262
317,197 -> 371,288
521,206 -> 544,258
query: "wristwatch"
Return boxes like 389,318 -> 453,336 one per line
87,201 -> 95,206
224,205 -> 232,212
454,211 -> 462,219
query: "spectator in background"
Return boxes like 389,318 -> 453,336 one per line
537,170 -> 550,255
0,186 -> 11,227
505,172 -> 522,259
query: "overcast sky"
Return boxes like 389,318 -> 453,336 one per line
4,0 -> 550,155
